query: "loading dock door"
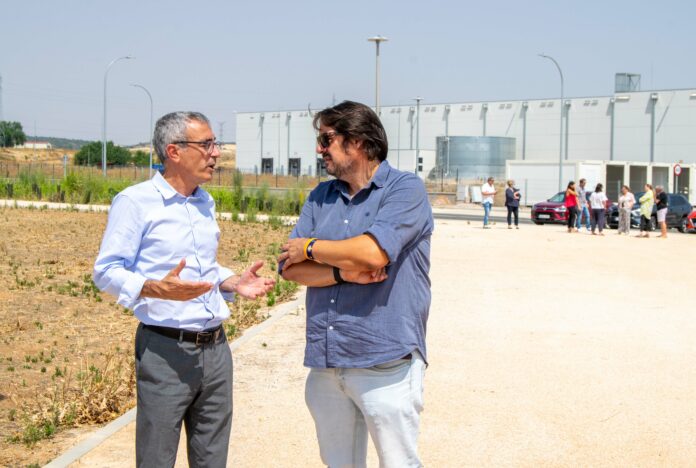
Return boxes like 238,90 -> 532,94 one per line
606,165 -> 624,202
261,158 -> 274,174
675,167 -> 690,197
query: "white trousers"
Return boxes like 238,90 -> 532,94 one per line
305,352 -> 426,468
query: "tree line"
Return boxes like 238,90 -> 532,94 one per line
1,121 -> 150,166
73,141 -> 151,166
0,121 -> 27,147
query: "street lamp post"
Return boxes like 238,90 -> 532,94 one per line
130,83 -> 153,178
539,54 -> 564,192
102,55 -> 134,177
367,36 -> 388,116
414,96 -> 422,176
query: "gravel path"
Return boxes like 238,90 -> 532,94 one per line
70,221 -> 696,467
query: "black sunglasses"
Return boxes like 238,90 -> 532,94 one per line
316,131 -> 338,149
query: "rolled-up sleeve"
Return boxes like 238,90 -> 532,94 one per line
365,175 -> 432,263
93,194 -> 148,309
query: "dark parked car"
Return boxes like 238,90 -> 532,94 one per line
606,192 -> 693,232
531,191 -> 590,225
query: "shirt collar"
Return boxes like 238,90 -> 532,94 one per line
371,160 -> 390,188
151,171 -> 202,201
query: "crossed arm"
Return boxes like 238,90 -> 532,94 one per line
278,234 -> 389,287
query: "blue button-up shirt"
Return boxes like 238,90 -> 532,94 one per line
290,161 -> 433,368
93,172 -> 235,331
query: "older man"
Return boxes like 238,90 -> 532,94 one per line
279,101 -> 433,468
94,111 -> 274,468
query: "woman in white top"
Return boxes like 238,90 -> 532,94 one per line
617,185 -> 636,235
589,183 -> 609,235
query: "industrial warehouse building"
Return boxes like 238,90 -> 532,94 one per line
236,75 -> 696,204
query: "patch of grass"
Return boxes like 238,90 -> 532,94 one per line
266,278 -> 299,307
7,351 -> 135,447
235,247 -> 250,262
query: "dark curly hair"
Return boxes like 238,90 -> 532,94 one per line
313,101 -> 388,162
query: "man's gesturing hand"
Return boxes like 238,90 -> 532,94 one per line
225,261 -> 276,299
140,259 -> 214,301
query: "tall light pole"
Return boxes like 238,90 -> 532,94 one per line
130,83 -> 153,178
367,36 -> 388,116
414,96 -> 422,176
539,53 -> 564,192
102,55 -> 134,177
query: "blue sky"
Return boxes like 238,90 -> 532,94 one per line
1,0 -> 694,144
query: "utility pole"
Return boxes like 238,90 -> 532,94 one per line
218,121 -> 225,143
414,97 -> 422,176
539,54 -> 564,193
367,36 -> 389,116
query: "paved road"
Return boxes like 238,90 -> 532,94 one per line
433,211 -> 534,224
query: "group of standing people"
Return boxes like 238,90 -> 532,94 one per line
564,178 -> 609,235
565,179 -> 669,238
481,177 -> 522,229
632,183 -> 669,238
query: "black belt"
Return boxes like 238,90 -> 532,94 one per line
143,324 -> 223,346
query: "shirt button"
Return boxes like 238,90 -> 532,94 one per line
330,299 -> 335,304
344,219 -> 349,224
329,326 -> 334,330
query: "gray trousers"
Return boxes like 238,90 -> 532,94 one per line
135,323 -> 233,468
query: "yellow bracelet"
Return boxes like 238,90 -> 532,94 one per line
303,238 -> 318,260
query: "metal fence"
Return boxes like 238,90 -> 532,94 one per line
0,162 -> 463,193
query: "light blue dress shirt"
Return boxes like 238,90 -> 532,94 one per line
93,172 -> 235,331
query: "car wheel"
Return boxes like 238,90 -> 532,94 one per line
650,216 -> 657,231
678,217 -> 688,233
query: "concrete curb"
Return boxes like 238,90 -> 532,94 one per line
43,291 -> 307,468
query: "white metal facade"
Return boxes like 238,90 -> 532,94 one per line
236,88 -> 696,177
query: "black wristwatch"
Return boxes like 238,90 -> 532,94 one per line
333,266 -> 345,284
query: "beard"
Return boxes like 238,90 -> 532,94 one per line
324,155 -> 353,180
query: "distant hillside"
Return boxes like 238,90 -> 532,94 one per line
33,136 -> 94,150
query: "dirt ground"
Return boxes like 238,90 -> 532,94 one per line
0,207 -> 292,468
69,219 -> 696,467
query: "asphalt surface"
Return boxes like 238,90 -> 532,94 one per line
433,211 -> 534,225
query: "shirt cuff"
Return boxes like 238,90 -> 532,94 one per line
218,267 -> 236,302
218,266 -> 235,283
117,274 -> 148,309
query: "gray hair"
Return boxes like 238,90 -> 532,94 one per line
655,185 -> 664,192
153,111 -> 210,163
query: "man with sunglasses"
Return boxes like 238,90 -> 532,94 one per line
94,111 -> 275,468
279,101 -> 433,467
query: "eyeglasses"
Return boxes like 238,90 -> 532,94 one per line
173,139 -> 222,155
316,131 -> 338,149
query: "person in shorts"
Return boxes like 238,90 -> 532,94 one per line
655,185 -> 668,238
